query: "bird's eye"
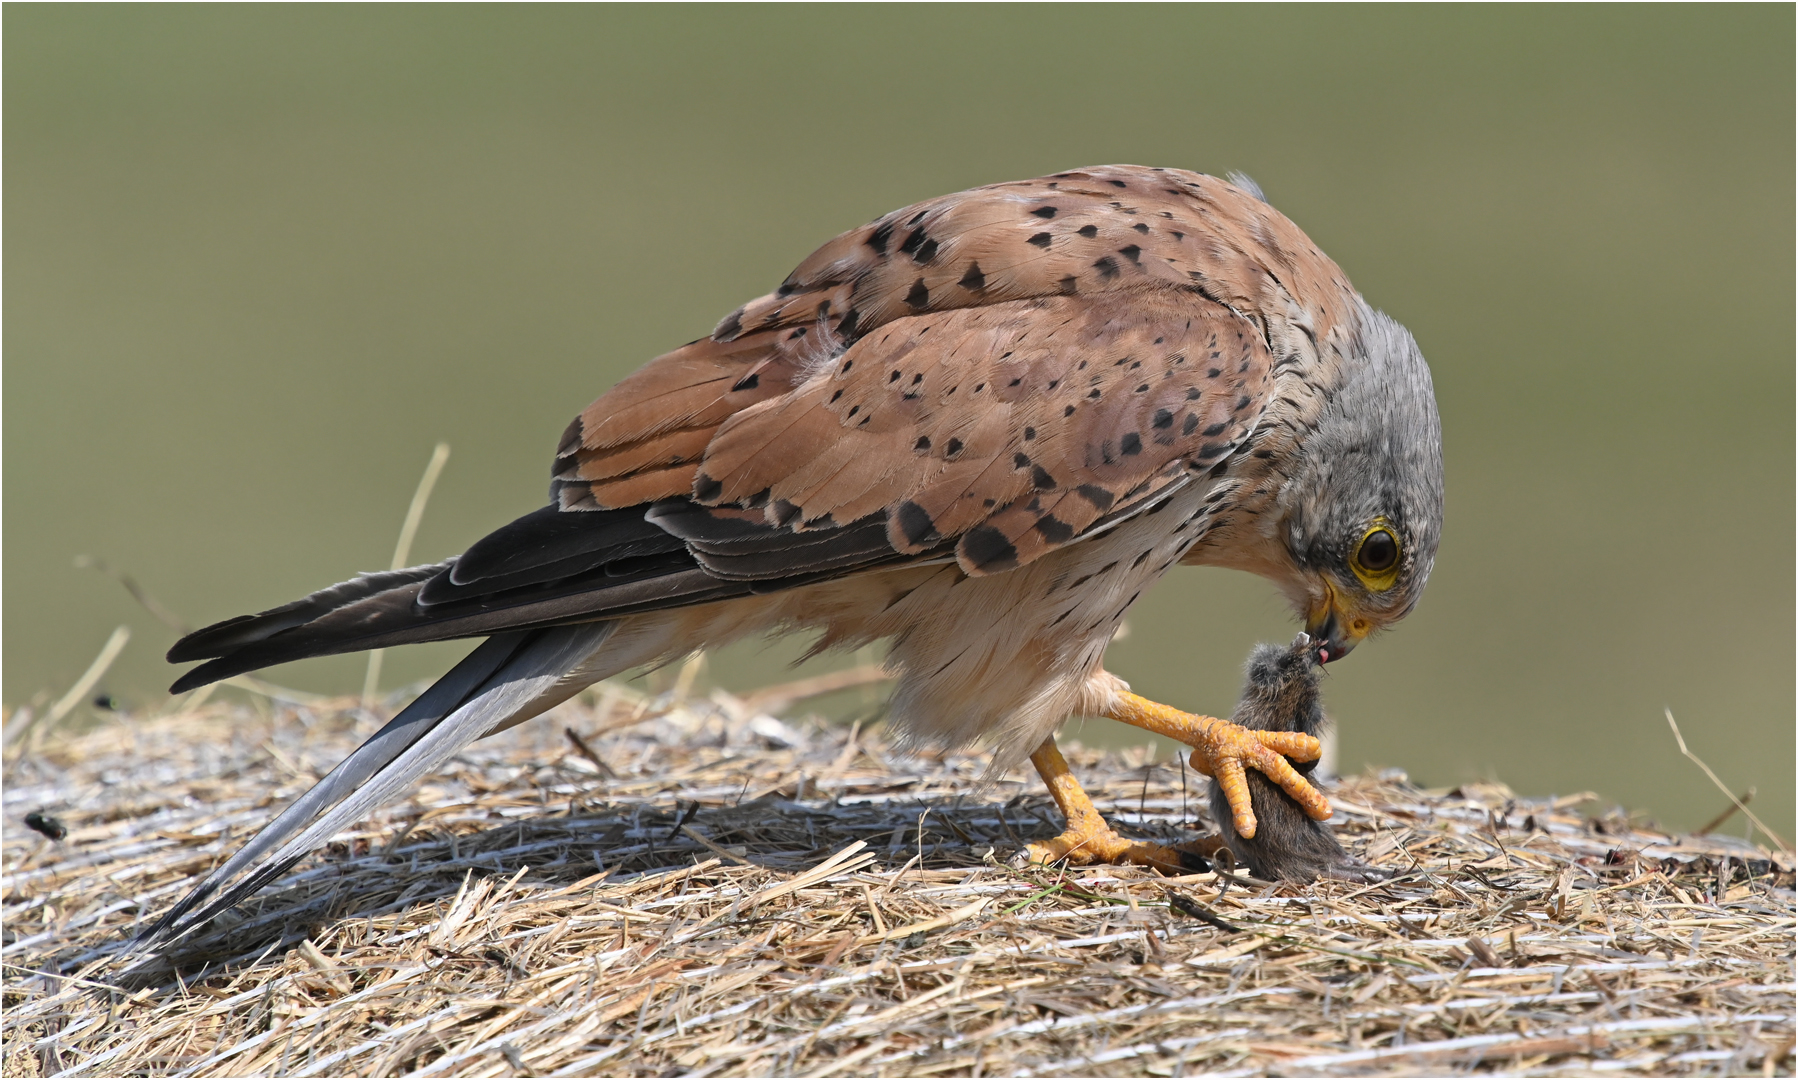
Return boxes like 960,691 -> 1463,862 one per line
1350,525 -> 1401,589
1358,530 -> 1397,572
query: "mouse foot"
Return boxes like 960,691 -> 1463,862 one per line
1321,859 -> 1392,884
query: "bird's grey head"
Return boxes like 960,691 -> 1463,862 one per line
1276,306 -> 1443,663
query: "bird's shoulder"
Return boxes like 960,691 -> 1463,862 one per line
560,167 -> 1335,494
551,165 -> 1344,572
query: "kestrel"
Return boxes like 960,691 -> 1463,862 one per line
148,165 -> 1442,943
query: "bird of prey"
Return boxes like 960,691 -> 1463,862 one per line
148,164 -> 1442,944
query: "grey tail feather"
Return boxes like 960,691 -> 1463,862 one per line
167,562 -> 454,663
132,620 -> 615,952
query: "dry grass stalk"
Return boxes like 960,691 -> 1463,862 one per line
361,441 -> 452,709
3,683 -> 1791,1077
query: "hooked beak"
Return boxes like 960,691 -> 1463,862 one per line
1306,582 -> 1371,664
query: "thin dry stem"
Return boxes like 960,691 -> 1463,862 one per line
362,441 -> 452,708
1665,709 -> 1791,852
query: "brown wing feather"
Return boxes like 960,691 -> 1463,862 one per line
552,325 -> 839,509
696,287 -> 1274,575
568,426 -> 713,483
555,165 -> 1351,515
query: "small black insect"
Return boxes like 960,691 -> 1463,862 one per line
1209,633 -> 1384,882
24,811 -> 67,841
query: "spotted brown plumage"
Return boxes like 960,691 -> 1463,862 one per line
695,290 -> 1271,573
554,165 -> 1352,519
146,165 -> 1443,946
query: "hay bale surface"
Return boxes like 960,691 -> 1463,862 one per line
3,683 -> 1792,1077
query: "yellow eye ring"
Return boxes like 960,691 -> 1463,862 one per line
1350,522 -> 1402,591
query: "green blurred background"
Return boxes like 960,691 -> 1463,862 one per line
7,5 -> 1791,837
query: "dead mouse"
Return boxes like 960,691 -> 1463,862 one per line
1208,633 -> 1384,883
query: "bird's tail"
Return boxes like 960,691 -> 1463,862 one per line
133,620 -> 616,952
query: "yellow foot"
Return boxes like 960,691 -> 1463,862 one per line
1017,737 -> 1208,875
1104,688 -> 1330,839
1015,820 -> 1206,875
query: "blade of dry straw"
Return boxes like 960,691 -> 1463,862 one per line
749,841 -> 873,907
680,825 -> 752,866
72,555 -> 190,634
72,554 -> 320,709
3,625 -> 130,772
226,675 -> 333,706
1697,786 -> 1756,836
671,650 -> 706,701
854,896 -> 989,945
1665,708 -> 1790,852
363,441 -> 451,707
740,664 -> 892,714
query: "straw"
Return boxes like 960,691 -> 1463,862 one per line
362,442 -> 451,709
2,684 -> 1790,1077
2,626 -> 131,772
1665,709 -> 1791,852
